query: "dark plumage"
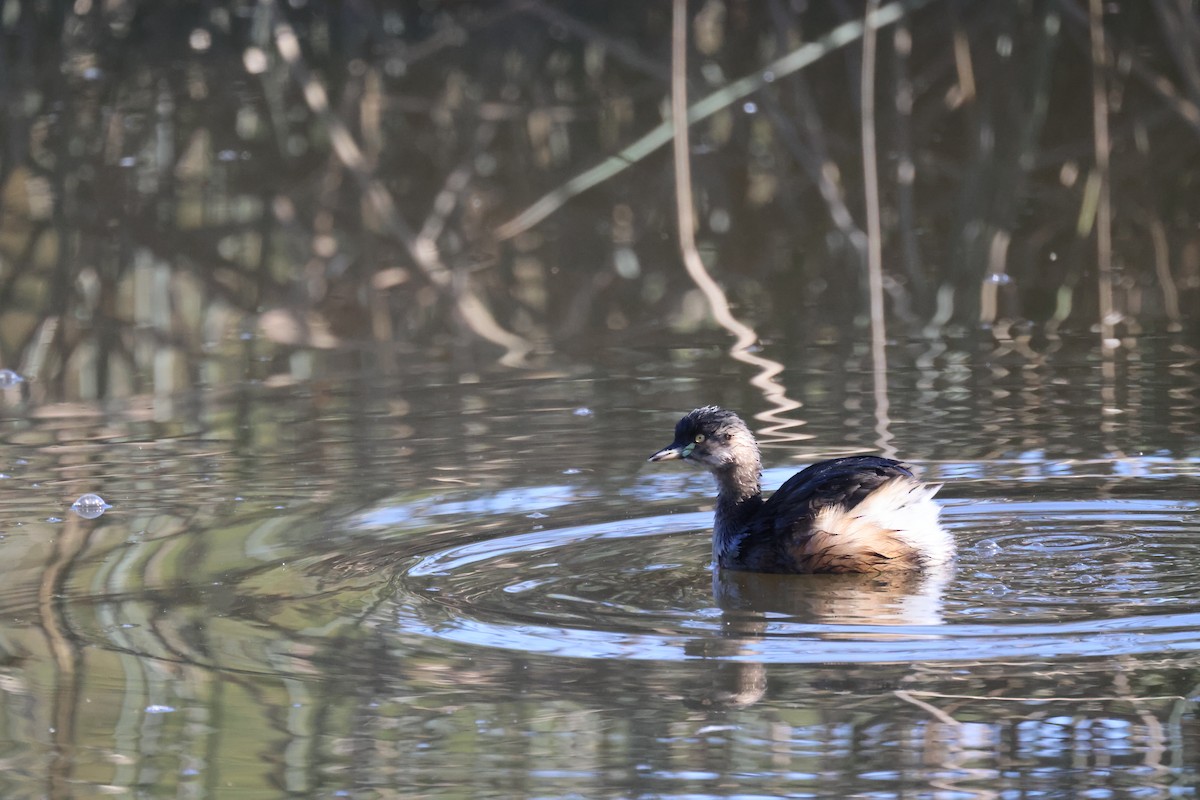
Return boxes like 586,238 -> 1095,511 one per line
649,406 -> 953,574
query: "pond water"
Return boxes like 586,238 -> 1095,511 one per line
3,2 -> 1200,795
0,332 -> 1197,798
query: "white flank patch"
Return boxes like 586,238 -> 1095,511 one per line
813,478 -> 954,566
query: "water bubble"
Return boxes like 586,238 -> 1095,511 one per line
527,512 -> 548,520
0,369 -> 24,388
573,407 -> 593,417
71,493 -> 111,519
743,101 -> 758,114
975,538 -> 1001,556
145,705 -> 176,714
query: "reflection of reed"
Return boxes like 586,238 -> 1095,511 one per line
496,0 -> 938,240
268,10 -> 532,367
683,564 -> 952,712
891,662 -> 1187,797
5,491 -> 1196,796
38,516 -> 93,799
0,3 -> 1197,399
670,0 -> 804,443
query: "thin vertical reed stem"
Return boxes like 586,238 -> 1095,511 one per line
669,0 -> 751,350
1089,0 -> 1117,351
862,0 -> 894,458
670,0 -> 804,441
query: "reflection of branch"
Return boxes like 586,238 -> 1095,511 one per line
416,123 -> 500,257
670,0 -> 804,442
894,689 -> 959,725
1113,667 -> 1167,773
763,1 -> 868,269
902,688 -> 1186,703
267,4 -> 532,366
496,0 -> 938,241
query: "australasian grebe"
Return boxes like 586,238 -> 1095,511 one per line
648,406 -> 953,574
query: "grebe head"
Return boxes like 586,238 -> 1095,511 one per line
648,406 -> 759,473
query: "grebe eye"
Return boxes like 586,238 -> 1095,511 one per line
694,433 -> 706,443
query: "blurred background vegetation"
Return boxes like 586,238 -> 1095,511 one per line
0,0 -> 1197,401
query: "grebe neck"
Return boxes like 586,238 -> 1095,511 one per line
711,458 -> 763,564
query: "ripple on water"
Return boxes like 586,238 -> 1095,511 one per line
391,498 -> 1200,664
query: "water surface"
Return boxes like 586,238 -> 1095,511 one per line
0,334 -> 1197,798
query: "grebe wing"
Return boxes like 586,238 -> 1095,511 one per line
761,455 -> 916,519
